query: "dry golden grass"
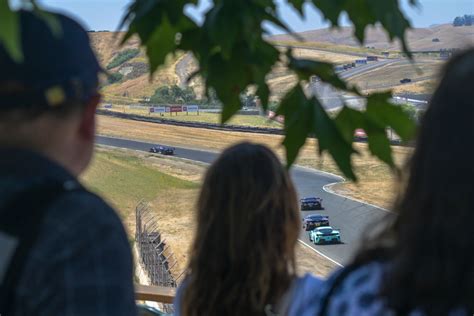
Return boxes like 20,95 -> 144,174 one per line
97,115 -> 413,209
350,59 -> 442,94
391,79 -> 437,95
102,54 -> 186,100
295,243 -> 337,277
291,47 -> 360,64
88,32 -> 140,66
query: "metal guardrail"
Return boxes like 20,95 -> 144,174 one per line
97,109 -> 413,147
97,109 -> 284,135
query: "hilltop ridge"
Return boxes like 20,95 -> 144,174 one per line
270,24 -> 474,51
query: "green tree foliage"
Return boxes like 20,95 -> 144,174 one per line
453,16 -> 464,27
150,85 -> 197,104
107,72 -> 124,84
1,0 -> 420,180
401,104 -> 418,121
453,15 -> 474,27
106,48 -> 140,69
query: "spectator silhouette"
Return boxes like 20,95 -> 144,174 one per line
0,10 -> 137,316
304,48 -> 474,316
174,143 -> 321,315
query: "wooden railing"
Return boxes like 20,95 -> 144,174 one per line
135,284 -> 176,304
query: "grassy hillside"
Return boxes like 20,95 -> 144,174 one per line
89,32 -> 369,103
271,24 -> 474,52
348,59 -> 442,93
90,26 -> 456,104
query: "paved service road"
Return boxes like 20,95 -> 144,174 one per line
97,135 -> 394,265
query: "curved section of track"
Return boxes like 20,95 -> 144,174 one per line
97,135 -> 394,265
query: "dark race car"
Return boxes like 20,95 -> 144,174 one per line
302,214 -> 329,231
149,145 -> 175,155
300,197 -> 323,210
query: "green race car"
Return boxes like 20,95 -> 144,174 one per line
309,226 -> 341,244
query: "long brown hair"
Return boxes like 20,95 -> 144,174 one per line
354,48 -> 474,315
181,142 -> 300,316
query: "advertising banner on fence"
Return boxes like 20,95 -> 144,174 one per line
183,105 -> 199,113
169,105 -> 183,113
149,106 -> 166,114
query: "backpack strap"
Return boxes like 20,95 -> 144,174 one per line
0,180 -> 83,315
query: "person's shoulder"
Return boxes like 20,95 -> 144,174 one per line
37,188 -> 130,258
173,276 -> 190,316
322,261 -> 386,316
287,274 -> 324,316
47,189 -> 124,234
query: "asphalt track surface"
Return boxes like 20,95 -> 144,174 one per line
97,135 -> 394,265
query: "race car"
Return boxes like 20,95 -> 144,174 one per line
149,145 -> 175,155
300,197 -> 323,210
309,226 -> 341,244
302,214 -> 329,231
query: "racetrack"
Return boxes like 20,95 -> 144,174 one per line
97,135 -> 395,265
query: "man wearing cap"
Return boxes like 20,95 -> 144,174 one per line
0,10 -> 137,315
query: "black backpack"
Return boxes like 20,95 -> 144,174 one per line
0,181 -> 83,315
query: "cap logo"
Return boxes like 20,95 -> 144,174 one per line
45,85 -> 66,107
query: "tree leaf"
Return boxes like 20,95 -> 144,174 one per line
309,0 -> 345,26
277,85 -> 357,180
366,92 -> 417,142
256,82 -> 270,111
312,97 -> 358,181
276,84 -> 314,166
145,15 -> 177,75
366,125 -> 394,167
288,54 -> 360,94
335,106 -> 366,143
287,0 -> 306,16
0,2 -> 22,63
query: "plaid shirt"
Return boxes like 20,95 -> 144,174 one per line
0,149 -> 137,316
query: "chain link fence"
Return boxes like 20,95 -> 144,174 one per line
135,200 -> 185,313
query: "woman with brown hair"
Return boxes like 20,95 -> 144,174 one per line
173,142 -> 321,315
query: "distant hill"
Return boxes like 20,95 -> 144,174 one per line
88,32 -> 204,103
270,24 -> 474,51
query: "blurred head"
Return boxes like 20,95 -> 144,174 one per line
0,10 -> 102,176
181,143 -> 300,316
356,48 -> 474,315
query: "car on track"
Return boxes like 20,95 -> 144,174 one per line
400,78 -> 412,84
309,226 -> 341,244
149,145 -> 175,155
302,214 -> 329,231
300,197 -> 323,210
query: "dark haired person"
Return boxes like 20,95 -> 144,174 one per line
302,48 -> 474,316
0,11 -> 136,315
173,143 -> 321,315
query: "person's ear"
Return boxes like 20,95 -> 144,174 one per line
78,94 -> 101,141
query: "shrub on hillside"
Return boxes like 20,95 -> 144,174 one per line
106,48 -> 140,70
108,72 -> 124,84
150,85 -> 198,104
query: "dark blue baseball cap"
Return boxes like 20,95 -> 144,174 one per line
0,10 -> 102,110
